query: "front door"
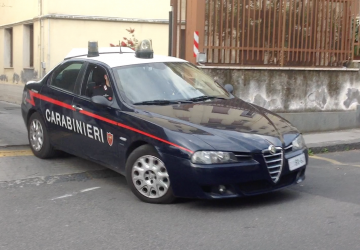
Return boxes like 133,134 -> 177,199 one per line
40,61 -> 85,151
70,63 -> 124,169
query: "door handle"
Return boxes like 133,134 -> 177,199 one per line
72,105 -> 83,111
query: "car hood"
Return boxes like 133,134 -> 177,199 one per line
130,98 -> 300,153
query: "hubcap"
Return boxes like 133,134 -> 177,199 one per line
29,119 -> 44,152
131,155 -> 170,199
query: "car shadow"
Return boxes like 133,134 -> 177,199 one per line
175,189 -> 302,211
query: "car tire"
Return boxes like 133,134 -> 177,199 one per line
28,112 -> 56,159
126,144 -> 176,204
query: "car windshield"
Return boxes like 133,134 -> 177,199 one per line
112,62 -> 231,104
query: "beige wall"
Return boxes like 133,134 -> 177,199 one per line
0,0 -> 39,26
0,19 -> 169,84
47,19 -> 169,72
0,0 -> 171,84
45,0 -> 170,19
0,0 -> 170,26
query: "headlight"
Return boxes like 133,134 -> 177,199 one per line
191,151 -> 238,164
292,135 -> 306,150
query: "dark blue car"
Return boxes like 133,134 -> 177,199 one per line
21,40 -> 308,203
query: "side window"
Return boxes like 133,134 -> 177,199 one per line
50,62 -> 83,93
81,64 -> 109,98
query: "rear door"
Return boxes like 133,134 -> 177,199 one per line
70,63 -> 125,168
40,61 -> 85,151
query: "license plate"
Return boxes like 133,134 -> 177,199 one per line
288,153 -> 306,171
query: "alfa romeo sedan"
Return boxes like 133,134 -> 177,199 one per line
21,40 -> 308,203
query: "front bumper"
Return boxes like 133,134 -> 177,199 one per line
160,148 -> 308,199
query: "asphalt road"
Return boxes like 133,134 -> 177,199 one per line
1,101 -> 360,250
0,101 -> 28,147
1,149 -> 360,250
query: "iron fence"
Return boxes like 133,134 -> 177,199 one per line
204,0 -> 356,67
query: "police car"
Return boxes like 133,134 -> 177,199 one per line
21,40 -> 308,204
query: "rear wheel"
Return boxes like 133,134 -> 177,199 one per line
126,145 -> 176,204
28,112 -> 56,158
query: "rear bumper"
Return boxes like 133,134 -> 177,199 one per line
160,149 -> 308,199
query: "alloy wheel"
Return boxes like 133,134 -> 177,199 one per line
29,119 -> 44,151
131,155 -> 170,199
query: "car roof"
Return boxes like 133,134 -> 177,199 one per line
65,47 -> 187,68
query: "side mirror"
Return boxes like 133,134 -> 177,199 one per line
224,84 -> 234,94
91,95 -> 110,107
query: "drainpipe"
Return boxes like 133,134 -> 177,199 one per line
168,7 -> 173,56
48,19 -> 50,72
39,0 -> 45,78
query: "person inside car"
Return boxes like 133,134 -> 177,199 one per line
92,68 -> 113,101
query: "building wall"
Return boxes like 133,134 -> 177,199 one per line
0,0 -> 171,84
45,0 -> 170,19
46,19 -> 169,72
202,65 -> 360,112
0,20 -> 42,84
0,0 -> 170,25
0,0 -> 39,26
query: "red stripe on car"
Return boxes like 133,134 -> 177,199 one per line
27,90 -> 193,154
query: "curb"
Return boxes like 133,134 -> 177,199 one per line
307,142 -> 360,154
0,144 -> 30,149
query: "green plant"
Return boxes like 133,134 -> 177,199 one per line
308,149 -> 314,156
321,148 -> 329,153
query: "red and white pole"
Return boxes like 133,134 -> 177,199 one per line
193,31 -> 199,57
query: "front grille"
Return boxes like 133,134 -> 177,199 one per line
263,147 -> 283,183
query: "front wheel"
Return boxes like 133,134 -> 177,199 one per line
28,112 -> 56,158
126,145 -> 176,204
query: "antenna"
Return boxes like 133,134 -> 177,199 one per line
119,40 -> 122,54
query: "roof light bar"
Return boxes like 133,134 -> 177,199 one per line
87,41 -> 99,57
135,39 -> 153,59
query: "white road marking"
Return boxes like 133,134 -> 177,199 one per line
50,187 -> 101,200
51,194 -> 73,200
80,187 -> 101,193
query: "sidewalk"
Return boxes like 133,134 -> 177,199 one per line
303,129 -> 360,153
0,83 -> 24,105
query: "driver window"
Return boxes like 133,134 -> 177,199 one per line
81,64 -> 113,101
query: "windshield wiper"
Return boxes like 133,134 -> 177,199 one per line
187,96 -> 226,102
133,100 -> 178,105
133,99 -> 193,105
